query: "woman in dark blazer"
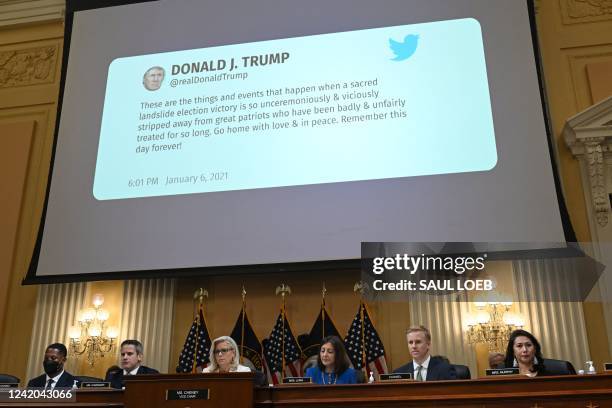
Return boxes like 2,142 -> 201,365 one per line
503,329 -> 575,377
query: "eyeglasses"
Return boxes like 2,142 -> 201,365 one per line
214,348 -> 233,355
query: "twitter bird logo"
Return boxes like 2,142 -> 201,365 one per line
389,34 -> 419,61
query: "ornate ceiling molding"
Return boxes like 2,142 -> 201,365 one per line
0,44 -> 58,88
564,96 -> 612,227
561,0 -> 612,24
0,0 -> 65,28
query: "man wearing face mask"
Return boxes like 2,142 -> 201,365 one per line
27,343 -> 77,388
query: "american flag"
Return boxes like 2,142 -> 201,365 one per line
263,312 -> 302,384
344,302 -> 388,378
176,308 -> 211,373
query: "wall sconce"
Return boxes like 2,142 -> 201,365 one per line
68,294 -> 118,367
465,301 -> 524,352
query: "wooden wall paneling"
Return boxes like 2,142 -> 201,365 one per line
586,60 -> 612,103
0,120 -> 38,381
568,47 -> 612,111
537,0 -> 612,371
0,20 -> 63,382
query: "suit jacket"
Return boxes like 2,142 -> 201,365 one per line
105,365 -> 159,389
393,356 -> 457,381
498,358 -> 576,376
27,371 -> 76,388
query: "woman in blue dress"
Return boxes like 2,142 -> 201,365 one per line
305,335 -> 358,385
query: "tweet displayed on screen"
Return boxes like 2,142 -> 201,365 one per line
93,18 -> 497,200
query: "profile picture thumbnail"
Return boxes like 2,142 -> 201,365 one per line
143,66 -> 165,91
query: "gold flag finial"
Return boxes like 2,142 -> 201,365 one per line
353,281 -> 369,296
322,282 -> 327,302
193,288 -> 208,304
275,283 -> 291,297
241,285 -> 247,302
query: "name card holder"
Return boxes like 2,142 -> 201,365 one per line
80,382 -> 111,389
166,389 -> 210,400
281,377 -> 312,384
486,368 -> 520,376
380,373 -> 413,381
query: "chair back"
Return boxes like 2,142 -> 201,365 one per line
0,373 -> 20,384
542,359 -> 576,375
451,364 -> 471,380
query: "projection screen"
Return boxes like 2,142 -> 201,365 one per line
26,0 -> 573,282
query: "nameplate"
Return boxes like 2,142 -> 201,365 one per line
80,382 -> 110,388
604,363 -> 612,371
0,384 -> 18,389
486,368 -> 519,376
282,377 -> 311,384
166,389 -> 209,400
380,373 -> 412,381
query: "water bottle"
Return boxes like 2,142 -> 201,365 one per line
586,361 -> 596,375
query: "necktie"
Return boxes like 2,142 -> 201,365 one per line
415,365 -> 423,381
46,378 -> 54,389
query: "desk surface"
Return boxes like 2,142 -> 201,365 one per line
255,373 -> 612,408
65,373 -> 612,408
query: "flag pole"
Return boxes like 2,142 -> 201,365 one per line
353,281 -> 368,376
240,286 -> 246,364
359,301 -> 367,375
276,283 -> 291,381
321,282 -> 327,339
192,288 -> 208,373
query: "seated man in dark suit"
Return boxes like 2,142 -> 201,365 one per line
393,326 -> 456,381
105,339 -> 159,389
27,343 -> 76,388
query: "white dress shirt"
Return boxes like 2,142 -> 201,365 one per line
413,355 -> 431,381
45,370 -> 65,389
123,366 -> 140,376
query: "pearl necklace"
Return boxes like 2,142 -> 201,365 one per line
322,371 -> 337,385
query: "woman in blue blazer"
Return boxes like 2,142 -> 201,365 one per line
305,335 -> 358,385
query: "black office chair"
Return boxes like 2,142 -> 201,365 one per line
542,359 -> 576,375
302,356 -> 318,371
433,356 -> 471,380
451,364 -> 471,380
0,374 -> 20,384
496,358 -> 576,376
252,371 -> 268,387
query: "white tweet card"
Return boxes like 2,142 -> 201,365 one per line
94,18 -> 496,200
